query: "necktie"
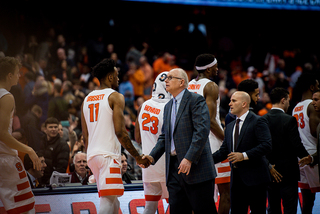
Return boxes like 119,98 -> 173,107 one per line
234,119 -> 241,151
35,179 -> 39,188
170,98 -> 177,154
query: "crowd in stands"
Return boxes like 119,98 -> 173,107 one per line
1,15 -> 320,183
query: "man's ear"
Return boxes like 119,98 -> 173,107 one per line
280,97 -> 286,104
180,79 -> 184,87
108,73 -> 113,81
242,101 -> 247,108
7,72 -> 13,80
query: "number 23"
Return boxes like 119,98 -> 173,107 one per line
293,113 -> 305,129
141,113 -> 159,134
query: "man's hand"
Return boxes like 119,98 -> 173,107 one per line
270,165 -> 283,183
178,158 -> 192,175
28,149 -> 41,171
299,155 -> 313,167
227,152 -> 244,164
137,155 -> 153,168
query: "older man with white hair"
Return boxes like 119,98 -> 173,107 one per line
141,68 -> 217,214
70,152 -> 90,185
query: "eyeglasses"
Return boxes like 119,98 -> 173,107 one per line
166,76 -> 183,81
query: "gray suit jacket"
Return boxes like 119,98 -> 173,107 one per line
150,89 -> 217,185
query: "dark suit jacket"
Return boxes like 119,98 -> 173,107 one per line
27,173 -> 36,189
150,89 -> 216,185
213,111 -> 272,186
263,109 -> 309,182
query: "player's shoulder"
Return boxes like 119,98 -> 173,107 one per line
188,89 -> 205,100
0,92 -> 14,105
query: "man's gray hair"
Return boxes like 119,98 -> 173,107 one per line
175,68 -> 189,88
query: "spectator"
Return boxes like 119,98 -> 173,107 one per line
111,52 -> 124,74
20,105 -> 45,152
124,111 -> 135,140
23,71 -> 35,99
24,35 -> 39,59
21,104 -> 42,131
35,38 -> 53,62
126,45 -> 142,66
48,82 -> 69,121
119,73 -> 134,103
128,61 -> 145,99
152,52 -> 171,80
25,75 -> 49,126
139,56 -> 153,99
70,152 -> 90,185
248,66 -> 264,98
38,57 -> 48,77
121,152 -> 135,184
79,65 -> 92,88
24,151 -> 47,188
40,117 -> 70,185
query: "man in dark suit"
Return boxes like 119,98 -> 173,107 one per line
24,151 -> 47,188
141,68 -> 217,214
213,91 -> 272,214
263,87 -> 312,214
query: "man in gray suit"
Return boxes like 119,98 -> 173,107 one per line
141,68 -> 218,214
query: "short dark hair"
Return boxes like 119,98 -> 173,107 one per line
295,72 -> 318,93
44,117 -> 59,127
237,79 -> 258,94
194,53 -> 216,73
24,151 -> 44,171
121,152 -> 128,159
92,58 -> 116,82
0,57 -> 21,81
270,87 -> 289,104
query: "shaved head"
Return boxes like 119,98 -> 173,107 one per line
229,91 -> 251,117
236,91 -> 251,105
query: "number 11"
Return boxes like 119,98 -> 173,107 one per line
88,103 -> 100,122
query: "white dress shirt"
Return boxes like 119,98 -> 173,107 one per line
233,110 -> 250,160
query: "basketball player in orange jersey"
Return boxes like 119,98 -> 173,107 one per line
292,72 -> 320,214
81,58 -> 150,214
0,57 -> 41,214
188,54 -> 230,214
135,72 -> 171,214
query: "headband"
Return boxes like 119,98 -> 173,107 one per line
195,58 -> 217,70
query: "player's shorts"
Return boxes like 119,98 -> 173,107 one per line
143,182 -> 169,201
299,164 -> 320,193
0,154 -> 35,214
214,159 -> 231,184
88,155 -> 124,197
